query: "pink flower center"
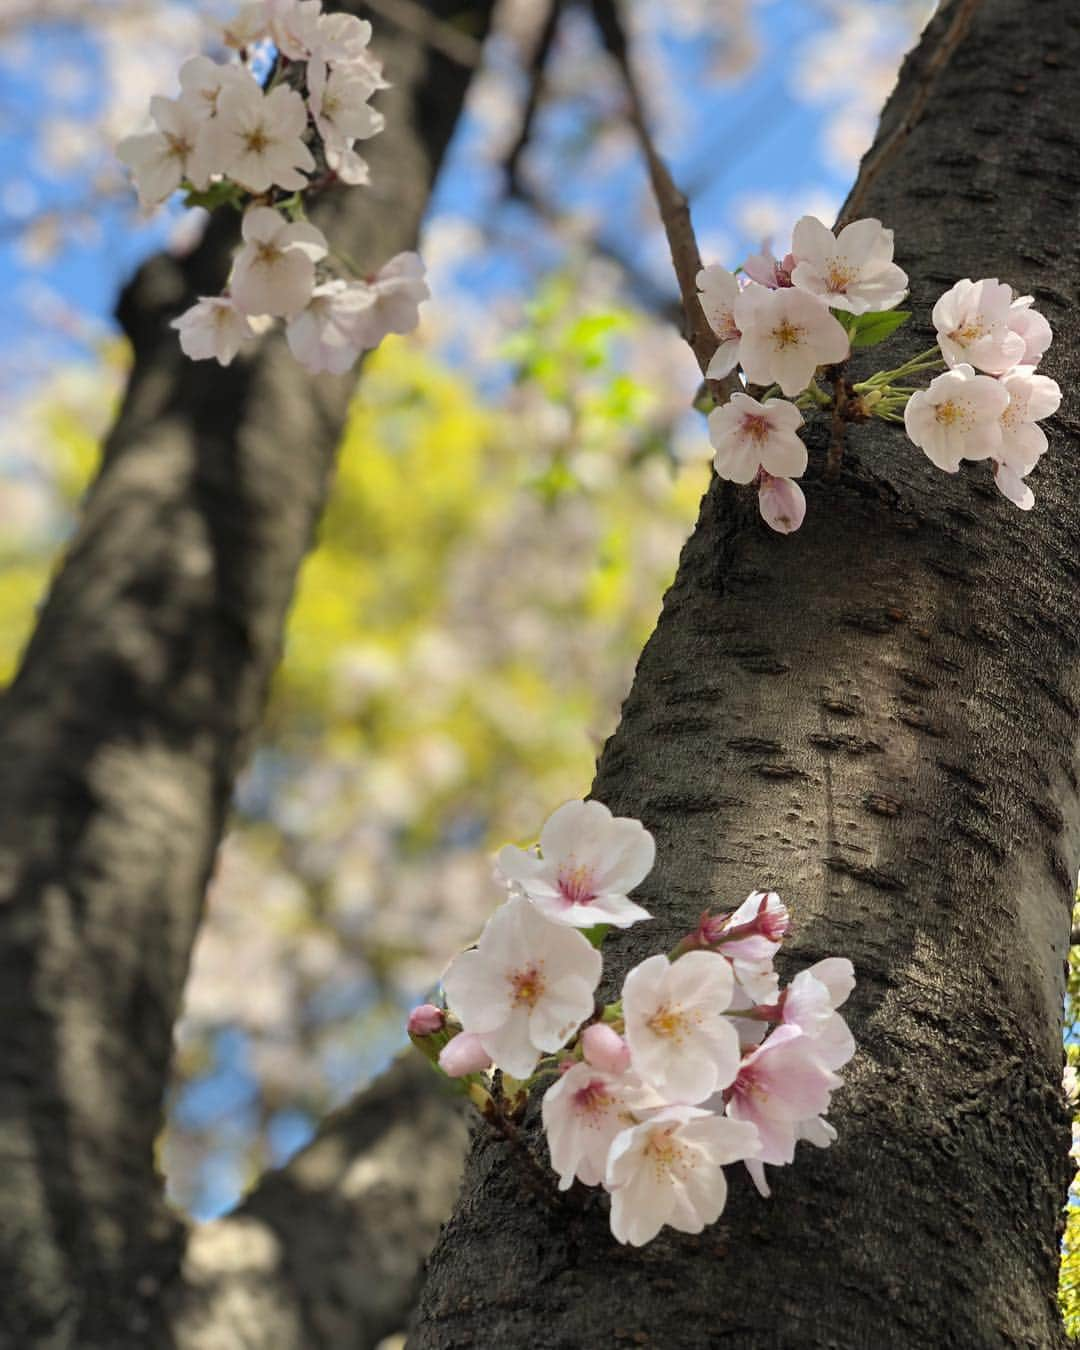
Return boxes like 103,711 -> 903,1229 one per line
740,413 -> 772,445
508,962 -> 546,1008
572,1077 -> 614,1120
558,862 -> 596,906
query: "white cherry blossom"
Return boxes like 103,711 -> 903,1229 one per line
265,0 -> 323,59
932,278 -> 1026,375
440,895 -> 601,1080
606,1107 -> 760,1246
350,253 -> 431,347
696,264 -> 742,378
309,61 -> 385,149
117,96 -> 212,207
790,215 -> 908,314
218,3 -> 268,50
708,392 -> 806,484
757,473 -> 806,533
623,952 -> 740,1104
542,1063 -> 661,1190
230,206 -> 328,318
205,82 -> 314,194
286,280 -> 374,374
496,799 -> 654,930
171,295 -> 259,365
312,13 -> 388,86
734,285 -> 849,396
998,367 -> 1061,470
903,363 -> 1009,471
1008,295 -> 1052,368
177,56 -> 254,121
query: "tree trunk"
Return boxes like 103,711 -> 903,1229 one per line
409,2 -> 1080,1346
0,5 -> 492,1347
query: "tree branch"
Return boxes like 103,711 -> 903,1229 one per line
0,4 -> 495,1344
163,1055 -> 468,1350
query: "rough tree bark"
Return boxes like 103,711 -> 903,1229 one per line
0,4 -> 491,1347
410,2 -> 1080,1346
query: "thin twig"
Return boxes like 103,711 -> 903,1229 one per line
589,0 -> 736,397
826,363 -> 849,481
837,0 -> 982,227
362,0 -> 483,68
504,0 -> 564,194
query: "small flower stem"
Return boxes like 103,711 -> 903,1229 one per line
825,362 -> 849,481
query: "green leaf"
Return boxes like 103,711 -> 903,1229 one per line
849,310 -> 911,349
180,179 -> 244,213
582,923 -> 611,949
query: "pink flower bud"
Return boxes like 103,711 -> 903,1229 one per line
758,473 -> 806,534
582,1023 -> 631,1074
438,1031 -> 492,1078
407,1003 -> 445,1037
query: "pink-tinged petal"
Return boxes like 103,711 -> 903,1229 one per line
758,475 -> 806,534
994,462 -> 1035,510
804,957 -> 855,1007
438,1031 -> 491,1076
583,1024 -> 631,1073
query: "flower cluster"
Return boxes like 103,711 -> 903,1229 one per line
117,0 -> 428,373
408,799 -> 856,1246
698,216 -> 1058,529
904,280 -> 1059,510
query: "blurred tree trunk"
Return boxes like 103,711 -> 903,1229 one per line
0,4 -> 491,1347
409,2 -> 1080,1346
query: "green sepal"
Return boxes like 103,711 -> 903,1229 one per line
180,179 -> 244,213
582,923 -> 611,949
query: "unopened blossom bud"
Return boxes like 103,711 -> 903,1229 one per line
407,1003 -> 445,1037
582,1023 -> 631,1074
438,1031 -> 493,1078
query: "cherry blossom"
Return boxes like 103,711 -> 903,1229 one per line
711,890 -> 790,963
742,244 -> 794,289
932,278 -> 1026,375
311,13 -> 388,87
623,952 -> 740,1104
308,60 -> 385,150
265,0 -> 323,59
407,1004 -> 445,1036
582,1023 -> 631,1074
440,895 -> 602,1080
350,253 -> 432,347
542,1062 -> 660,1189
218,3 -> 268,50
790,215 -> 908,314
230,206 -> 328,318
696,264 -> 742,378
171,295 -> 259,365
757,473 -> 806,534
782,960 -> 856,1072
606,1108 -> 761,1246
286,280 -> 374,374
708,391 -> 806,484
997,367 -> 1061,469
725,1024 -> 843,1194
734,285 -> 849,396
117,96 -> 212,207
438,1031 -> 492,1077
903,363 -> 1009,472
1008,295 -> 1053,369
177,56 -> 253,121
205,81 -> 314,194
496,799 -> 654,930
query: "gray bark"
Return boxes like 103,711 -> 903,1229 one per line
0,4 -> 492,1346
409,2 -> 1080,1346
